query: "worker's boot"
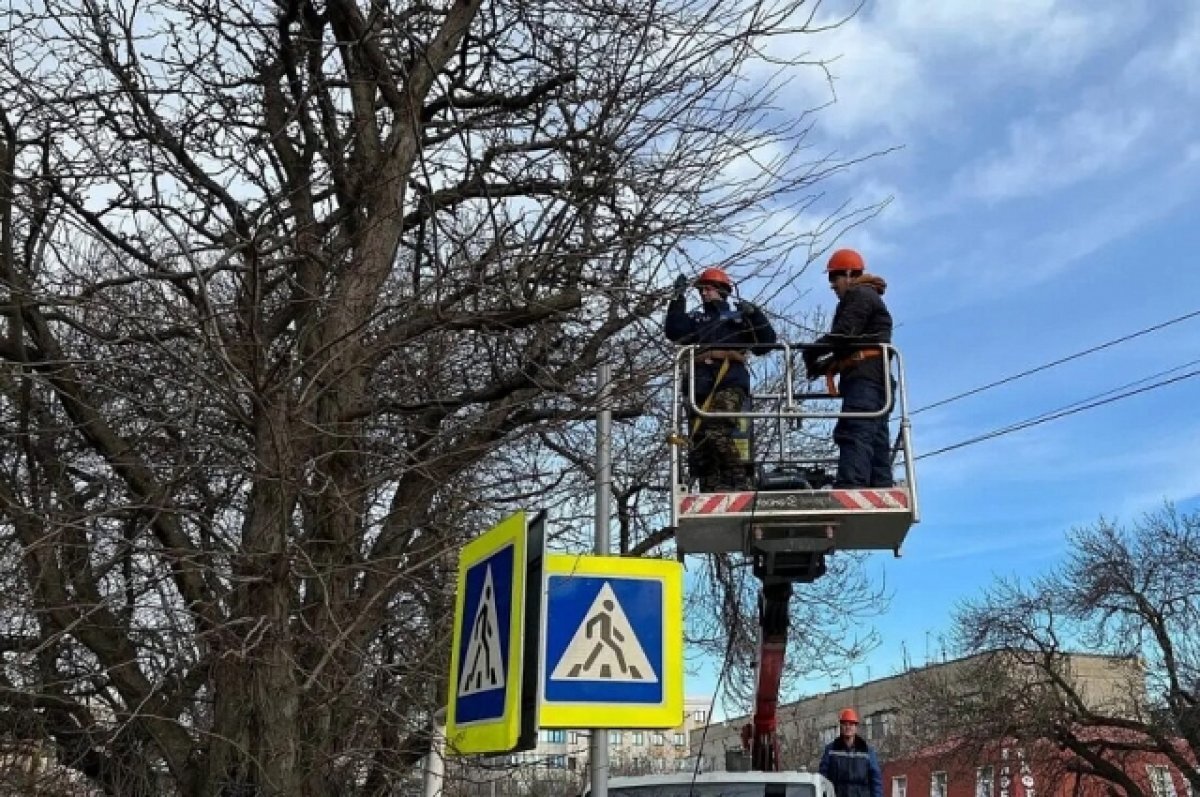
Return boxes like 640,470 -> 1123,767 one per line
732,474 -> 755,492
710,469 -> 742,493
728,466 -> 755,492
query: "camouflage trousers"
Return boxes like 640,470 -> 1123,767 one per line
688,386 -> 753,492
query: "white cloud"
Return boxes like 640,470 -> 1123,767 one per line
878,0 -> 1134,77
1124,4 -> 1200,95
815,27 -> 938,141
954,106 -> 1153,201
770,0 -> 1140,145
1109,421 -> 1200,515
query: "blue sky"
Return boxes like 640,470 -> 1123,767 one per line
691,0 -> 1200,709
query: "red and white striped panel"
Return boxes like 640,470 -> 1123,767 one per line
679,492 -> 755,515
830,489 -> 909,509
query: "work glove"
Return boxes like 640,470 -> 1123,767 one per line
803,350 -> 834,380
737,300 -> 760,317
672,274 -> 690,298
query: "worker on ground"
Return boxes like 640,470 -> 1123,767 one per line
819,708 -> 883,797
804,248 -> 894,488
664,267 -> 777,492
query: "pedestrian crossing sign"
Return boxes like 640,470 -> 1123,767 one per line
539,554 -> 683,728
447,511 -> 544,755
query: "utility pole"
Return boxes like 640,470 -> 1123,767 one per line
589,362 -> 613,797
421,707 -> 446,797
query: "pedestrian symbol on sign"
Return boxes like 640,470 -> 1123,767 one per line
550,582 -> 657,683
458,565 -> 506,696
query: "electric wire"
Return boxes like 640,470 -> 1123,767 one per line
688,605 -> 741,795
917,362 -> 1200,460
912,307 -> 1200,415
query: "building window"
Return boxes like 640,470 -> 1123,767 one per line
866,711 -> 896,740
652,733 -> 665,746
977,766 -> 995,797
568,757 -> 577,771
1149,766 -> 1178,797
609,731 -> 622,745
548,754 -> 566,769
693,710 -> 707,723
893,776 -> 907,797
932,771 -> 948,797
541,729 -> 566,744
632,731 -> 645,745
674,732 -> 687,747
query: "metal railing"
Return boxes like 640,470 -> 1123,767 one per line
668,341 -> 919,519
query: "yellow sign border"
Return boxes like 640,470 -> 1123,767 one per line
446,511 -> 527,754
539,554 -> 683,729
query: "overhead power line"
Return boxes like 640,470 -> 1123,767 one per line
917,363 -> 1200,460
913,308 -> 1200,415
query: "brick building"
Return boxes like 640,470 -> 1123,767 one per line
690,651 -> 1194,797
885,733 -> 1193,797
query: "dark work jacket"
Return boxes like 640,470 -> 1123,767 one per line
818,282 -> 893,383
819,735 -> 884,797
664,297 -> 777,398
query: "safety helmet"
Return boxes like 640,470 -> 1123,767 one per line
826,249 -> 865,274
695,267 -> 733,289
839,708 -> 859,723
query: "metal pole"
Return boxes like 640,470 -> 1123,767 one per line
590,362 -> 612,797
595,362 -> 613,554
422,707 -> 447,797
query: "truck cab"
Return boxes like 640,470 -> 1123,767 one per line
597,771 -> 837,797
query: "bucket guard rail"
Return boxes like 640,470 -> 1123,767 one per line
669,341 -> 918,577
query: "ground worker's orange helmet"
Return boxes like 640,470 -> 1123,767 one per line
695,267 -> 733,289
839,708 -> 859,723
827,249 -> 865,274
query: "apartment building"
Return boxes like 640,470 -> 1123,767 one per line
447,695 -> 713,795
691,652 -> 1145,772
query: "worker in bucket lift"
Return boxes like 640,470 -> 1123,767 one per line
664,267 -> 777,492
804,248 -> 894,488
819,708 -> 884,797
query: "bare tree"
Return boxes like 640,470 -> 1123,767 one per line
0,0 -> 887,793
898,507 -> 1200,797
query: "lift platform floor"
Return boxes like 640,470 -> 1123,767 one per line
675,487 -> 914,555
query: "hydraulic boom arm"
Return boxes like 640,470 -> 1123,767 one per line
741,582 -> 793,771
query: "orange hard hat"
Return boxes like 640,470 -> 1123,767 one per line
839,708 -> 859,723
827,249 -> 865,274
695,267 -> 733,288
